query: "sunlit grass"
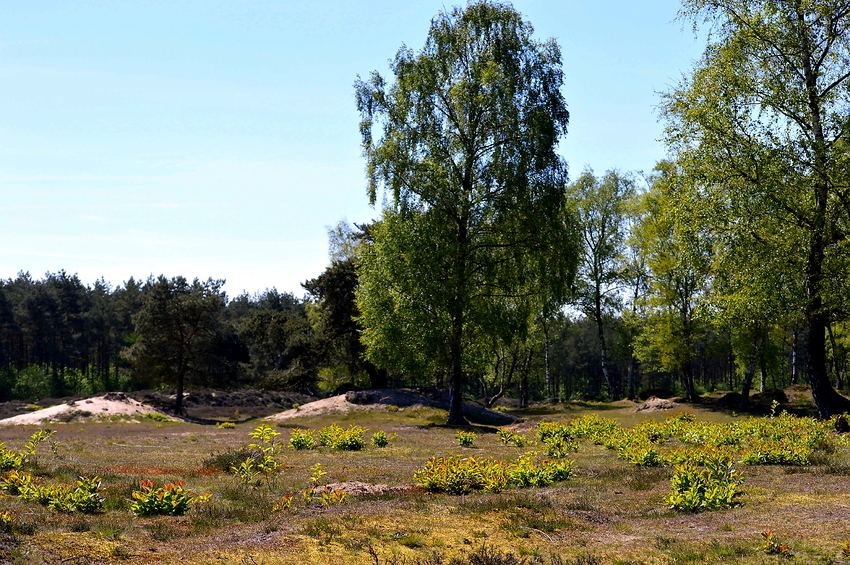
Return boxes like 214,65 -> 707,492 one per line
2,399 -> 850,564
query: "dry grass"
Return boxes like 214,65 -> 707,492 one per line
1,399 -> 849,564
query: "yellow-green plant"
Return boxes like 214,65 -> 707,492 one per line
271,493 -> 294,512
321,489 -> 347,506
0,445 -> 23,472
319,424 -> 367,450
497,429 -> 528,447
413,455 -> 506,494
247,425 -> 283,473
506,452 -> 575,487
288,428 -> 317,450
667,456 -> 742,513
130,480 -> 209,517
455,430 -> 476,447
370,430 -> 396,448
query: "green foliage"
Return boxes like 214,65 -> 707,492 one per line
355,1 -> 579,424
662,0 -> 850,417
413,456 -> 508,495
247,424 -> 284,473
288,428 -> 317,450
0,443 -> 23,472
318,424 -> 367,451
2,471 -> 104,514
45,476 -> 105,514
370,430 -> 396,448
667,456 -> 742,513
215,421 -> 236,429
455,430 -> 477,448
0,470 -> 33,495
567,414 -> 621,442
130,480 -> 208,517
143,413 -> 171,423
413,452 -> 574,495
506,452 -> 575,487
497,429 -> 528,447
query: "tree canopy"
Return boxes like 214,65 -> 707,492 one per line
662,0 -> 850,417
354,0 -> 579,424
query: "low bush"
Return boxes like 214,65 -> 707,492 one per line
371,430 -> 396,448
456,430 -> 477,447
667,456 -> 742,513
288,428 -> 317,450
130,480 -> 209,517
318,424 -> 367,451
497,429 -> 528,447
413,452 -> 575,495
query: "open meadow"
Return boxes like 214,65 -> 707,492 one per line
2,392 -> 850,565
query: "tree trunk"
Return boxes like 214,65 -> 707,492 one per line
543,319 -> 555,401
594,294 -> 618,400
739,332 -> 764,409
828,323 -> 843,390
446,309 -> 468,426
791,328 -> 798,385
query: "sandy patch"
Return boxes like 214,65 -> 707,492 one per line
0,392 -> 175,425
314,481 -> 418,496
634,397 -> 676,412
265,389 -> 516,426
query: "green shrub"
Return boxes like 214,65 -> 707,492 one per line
456,430 -> 477,447
371,430 -> 397,448
143,413 -> 171,423
288,428 -> 317,450
667,457 -> 742,512
45,476 -> 105,514
0,470 -> 34,495
413,452 -> 575,495
216,421 -> 236,429
413,456 -> 507,494
497,429 -> 528,447
3,471 -> 104,514
318,424 -> 367,450
130,480 -> 209,517
0,444 -> 23,472
507,452 -> 575,487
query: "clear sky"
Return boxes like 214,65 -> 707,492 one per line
0,0 -> 704,298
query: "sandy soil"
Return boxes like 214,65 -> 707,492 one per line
0,392 -> 173,425
265,389 -> 517,426
634,396 -> 676,412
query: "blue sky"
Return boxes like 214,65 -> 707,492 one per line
0,1 -> 703,297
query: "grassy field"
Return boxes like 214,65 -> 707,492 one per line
2,398 -> 850,565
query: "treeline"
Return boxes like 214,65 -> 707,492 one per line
0,272 -> 318,406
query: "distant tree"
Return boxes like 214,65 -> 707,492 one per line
303,257 -> 388,390
354,1 -> 579,424
568,169 -> 635,400
125,276 -> 238,414
631,162 -> 710,402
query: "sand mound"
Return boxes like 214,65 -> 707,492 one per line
265,388 -> 516,426
0,392 -> 175,425
634,396 -> 676,412
314,481 -> 417,496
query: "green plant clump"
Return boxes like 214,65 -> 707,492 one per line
371,430 -> 397,448
289,428 -> 317,450
130,480 -> 209,517
319,424 -> 367,451
456,430 -> 477,448
413,452 -> 574,495
667,457 -> 742,513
